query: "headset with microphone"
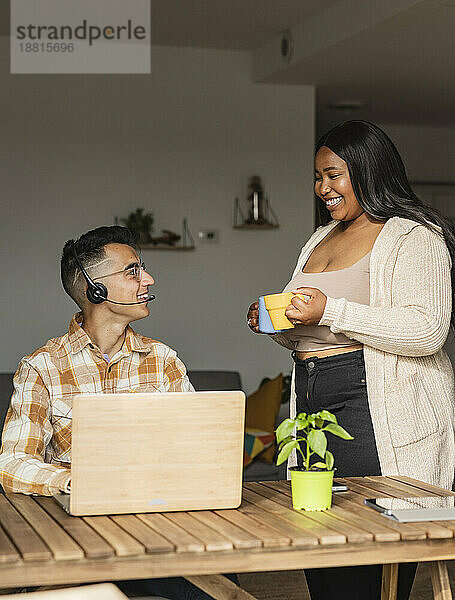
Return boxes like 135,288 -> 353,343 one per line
71,241 -> 155,305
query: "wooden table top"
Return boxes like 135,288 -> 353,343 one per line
1,476 -> 455,590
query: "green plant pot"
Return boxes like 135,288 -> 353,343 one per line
289,468 -> 334,511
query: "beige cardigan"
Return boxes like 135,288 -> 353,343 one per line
273,217 -> 455,490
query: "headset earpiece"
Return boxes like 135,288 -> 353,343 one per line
72,241 -> 108,305
86,281 -> 108,304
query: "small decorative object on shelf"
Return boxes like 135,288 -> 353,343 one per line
233,175 -> 279,230
150,229 -> 181,246
119,208 -> 154,244
138,218 -> 195,251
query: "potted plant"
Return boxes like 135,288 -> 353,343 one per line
275,410 -> 353,511
121,208 -> 154,245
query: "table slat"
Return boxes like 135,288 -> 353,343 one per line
189,511 -> 262,549
340,479 -> 454,539
111,515 -> 175,554
242,488 -> 344,546
371,476 -> 440,497
0,496 -> 52,561
214,508 -> 290,547
165,512 -> 233,551
35,497 -> 115,559
348,477 -> 432,498
249,483 -> 372,543
263,481 -> 400,542
322,492 -> 418,541
240,497 -> 320,547
435,521 -> 455,535
388,476 -> 455,497
137,513 -> 205,553
339,480 -> 436,539
83,516 -> 145,557
7,495 -> 84,561
0,522 -> 21,563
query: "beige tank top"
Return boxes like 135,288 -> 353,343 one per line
282,251 -> 371,351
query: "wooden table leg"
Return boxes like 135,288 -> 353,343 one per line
381,563 -> 399,600
185,575 -> 259,600
430,561 -> 453,600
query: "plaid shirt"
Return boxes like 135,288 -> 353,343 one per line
0,313 -> 193,496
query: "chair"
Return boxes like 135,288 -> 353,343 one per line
187,370 -> 242,391
0,372 -> 13,436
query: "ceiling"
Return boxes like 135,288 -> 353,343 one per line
149,0 -> 341,49
0,1 -> 340,45
2,0 -> 454,130
256,0 -> 455,131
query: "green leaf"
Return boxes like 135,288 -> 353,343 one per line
276,440 -> 299,466
295,414 -> 308,430
325,450 -> 334,470
318,410 -> 338,424
315,417 -> 324,428
307,429 -> 327,458
323,423 -> 354,440
311,462 -> 328,470
275,418 -> 295,444
278,435 -> 294,450
307,413 -> 316,426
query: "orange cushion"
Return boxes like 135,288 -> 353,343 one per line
245,373 -> 283,463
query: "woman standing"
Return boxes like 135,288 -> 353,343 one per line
247,120 -> 455,600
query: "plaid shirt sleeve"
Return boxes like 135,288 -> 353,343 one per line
0,360 -> 71,496
164,349 -> 195,392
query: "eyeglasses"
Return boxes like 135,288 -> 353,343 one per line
93,261 -> 146,283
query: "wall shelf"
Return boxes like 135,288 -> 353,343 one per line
233,224 -> 279,230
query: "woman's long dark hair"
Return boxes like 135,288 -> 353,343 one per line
315,120 -> 455,332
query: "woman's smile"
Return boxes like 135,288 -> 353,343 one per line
324,195 -> 343,209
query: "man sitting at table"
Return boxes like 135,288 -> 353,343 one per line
0,225 -> 194,496
0,225 -> 234,600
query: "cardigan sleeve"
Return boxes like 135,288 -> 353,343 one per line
319,226 -> 452,357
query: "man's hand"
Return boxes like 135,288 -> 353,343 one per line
285,287 -> 327,326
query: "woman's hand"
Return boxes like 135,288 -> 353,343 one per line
285,287 -> 328,326
247,301 -> 264,333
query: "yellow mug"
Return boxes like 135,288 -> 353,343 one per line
263,292 -> 308,330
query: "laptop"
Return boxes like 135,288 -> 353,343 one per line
54,391 -> 245,516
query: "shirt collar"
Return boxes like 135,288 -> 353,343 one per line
68,312 -> 153,355
68,313 -> 92,354
124,326 -> 154,354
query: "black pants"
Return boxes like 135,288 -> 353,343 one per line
293,349 -> 417,600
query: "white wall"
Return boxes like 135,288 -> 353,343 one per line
380,123 -> 455,183
0,40 -> 315,393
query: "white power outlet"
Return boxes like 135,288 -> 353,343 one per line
198,230 -> 219,243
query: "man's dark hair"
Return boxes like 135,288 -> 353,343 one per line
61,226 -> 138,308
